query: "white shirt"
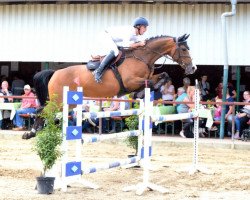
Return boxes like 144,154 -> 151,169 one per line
160,85 -> 175,101
106,26 -> 145,47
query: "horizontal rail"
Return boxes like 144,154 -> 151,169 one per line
82,109 -> 142,119
81,156 -> 140,174
82,130 -> 141,144
152,112 -> 198,123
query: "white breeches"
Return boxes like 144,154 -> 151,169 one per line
91,31 -> 119,57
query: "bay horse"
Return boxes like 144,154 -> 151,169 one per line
22,34 -> 196,139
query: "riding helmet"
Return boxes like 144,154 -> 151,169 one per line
133,17 -> 149,27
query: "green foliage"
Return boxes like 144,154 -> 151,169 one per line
124,103 -> 139,154
34,96 -> 63,176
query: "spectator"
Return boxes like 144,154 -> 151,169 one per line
160,78 -> 175,105
105,95 -> 130,134
223,88 -> 235,136
0,81 -> 13,129
11,75 -> 25,96
208,98 -> 222,132
69,100 -> 99,133
0,80 -> 13,103
175,87 -> 188,114
214,99 -> 222,121
199,75 -> 211,101
182,77 -> 191,92
215,79 -> 236,100
178,86 -> 196,138
12,85 -> 37,131
232,90 -> 250,139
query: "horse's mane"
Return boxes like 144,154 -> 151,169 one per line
122,34 -> 190,55
145,35 -> 173,44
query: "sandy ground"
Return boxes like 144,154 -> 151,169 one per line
0,136 -> 250,200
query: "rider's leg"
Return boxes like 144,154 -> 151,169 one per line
93,50 -> 116,83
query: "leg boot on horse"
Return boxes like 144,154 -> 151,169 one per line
93,50 -> 116,83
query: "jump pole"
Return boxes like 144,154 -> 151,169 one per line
123,88 -> 169,195
188,80 -> 211,174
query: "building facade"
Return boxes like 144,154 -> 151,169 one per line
0,1 -> 249,92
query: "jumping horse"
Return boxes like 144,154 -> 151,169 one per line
22,34 -> 196,139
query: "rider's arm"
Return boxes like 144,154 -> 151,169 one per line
129,41 -> 146,48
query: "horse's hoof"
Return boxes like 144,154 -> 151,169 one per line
22,132 -> 36,140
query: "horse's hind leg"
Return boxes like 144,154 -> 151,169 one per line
22,108 -> 45,140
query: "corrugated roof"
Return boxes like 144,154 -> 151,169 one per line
0,1 -> 249,4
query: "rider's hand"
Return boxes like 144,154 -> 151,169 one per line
139,41 -> 146,47
131,41 -> 146,48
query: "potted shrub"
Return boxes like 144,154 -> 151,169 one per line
124,103 -> 139,156
33,97 -> 63,194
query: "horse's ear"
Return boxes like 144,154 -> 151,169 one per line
184,34 -> 190,40
178,34 -> 185,42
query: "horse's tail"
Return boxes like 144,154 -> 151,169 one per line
33,69 -> 55,107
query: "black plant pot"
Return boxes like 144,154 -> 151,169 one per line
36,176 -> 55,194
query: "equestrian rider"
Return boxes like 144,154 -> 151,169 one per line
92,17 -> 149,83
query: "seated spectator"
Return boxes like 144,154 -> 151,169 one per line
175,87 -> 187,114
105,95 -> 130,134
160,77 -> 175,105
68,100 -> 99,133
223,88 -> 235,136
214,99 -> 222,121
0,81 -> 13,129
182,77 -> 191,92
215,79 -> 236,100
199,74 -> 211,101
12,85 -> 37,131
0,80 -> 13,103
232,90 -> 250,139
178,86 -> 196,138
11,74 -> 25,96
208,98 -> 222,132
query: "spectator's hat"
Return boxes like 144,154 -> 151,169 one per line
24,84 -> 31,90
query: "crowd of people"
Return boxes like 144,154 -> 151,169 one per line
0,76 -> 38,130
154,75 -> 249,139
0,73 -> 249,139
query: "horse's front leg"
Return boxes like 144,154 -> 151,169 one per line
152,72 -> 169,90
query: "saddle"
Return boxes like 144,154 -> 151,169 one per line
87,50 -> 125,71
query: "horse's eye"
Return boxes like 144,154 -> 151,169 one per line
182,48 -> 187,51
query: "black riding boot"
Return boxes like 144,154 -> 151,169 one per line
93,50 -> 116,83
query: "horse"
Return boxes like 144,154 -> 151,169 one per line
22,34 -> 196,139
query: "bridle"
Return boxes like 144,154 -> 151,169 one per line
132,37 -> 192,70
172,37 -> 192,68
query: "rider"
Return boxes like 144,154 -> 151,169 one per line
92,17 -> 149,83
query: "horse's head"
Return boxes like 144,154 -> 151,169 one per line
171,34 -> 197,75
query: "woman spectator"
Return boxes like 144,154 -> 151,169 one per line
232,90 -> 250,139
178,86 -> 196,138
160,78 -> 175,105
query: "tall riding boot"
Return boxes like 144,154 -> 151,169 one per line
93,50 -> 116,83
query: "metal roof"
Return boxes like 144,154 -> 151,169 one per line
0,1 -> 249,4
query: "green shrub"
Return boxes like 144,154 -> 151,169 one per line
34,96 -> 63,176
124,103 -> 139,155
